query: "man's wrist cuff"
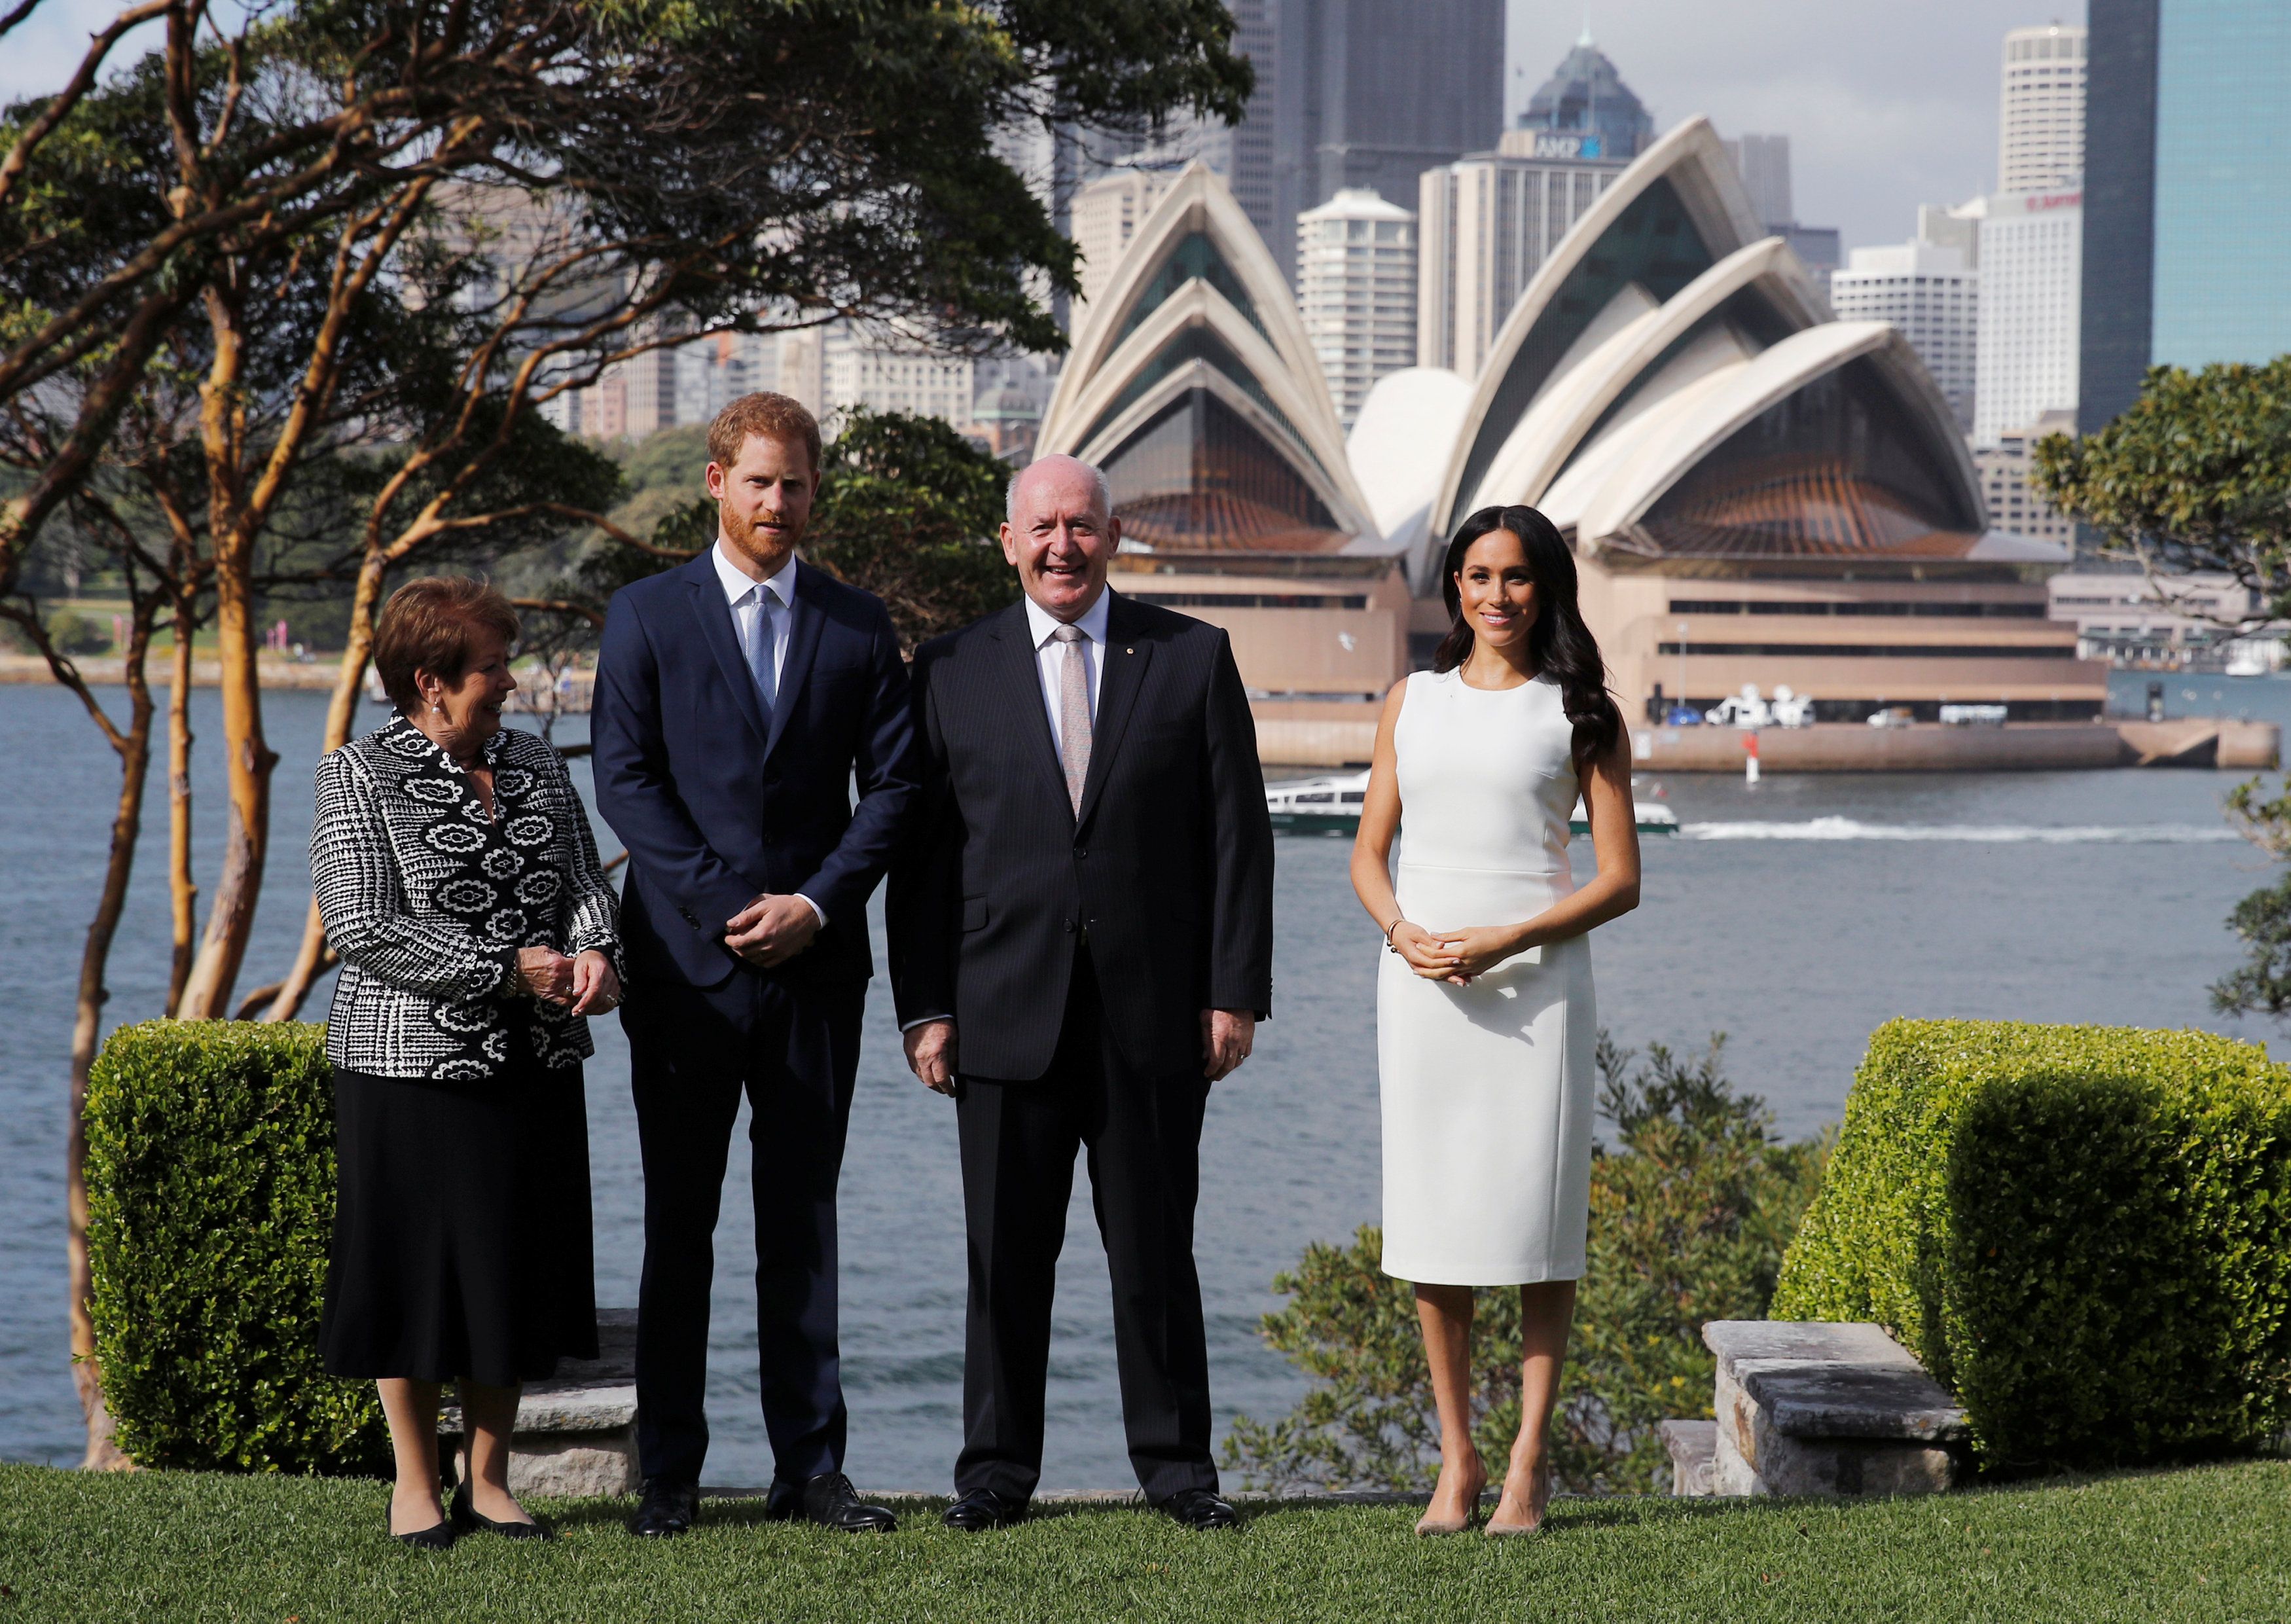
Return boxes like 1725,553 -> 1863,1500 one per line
899,1014 -> 952,1032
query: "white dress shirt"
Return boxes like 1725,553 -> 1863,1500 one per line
1024,586 -> 1110,753
712,538 -> 825,929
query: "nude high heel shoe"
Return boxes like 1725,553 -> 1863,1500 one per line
1414,1462 -> 1487,1536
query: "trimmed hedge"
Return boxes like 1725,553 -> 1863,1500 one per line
84,1020 -> 387,1473
1773,1019 -> 2291,1475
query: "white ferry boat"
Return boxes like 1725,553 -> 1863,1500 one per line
1263,771 -> 1678,839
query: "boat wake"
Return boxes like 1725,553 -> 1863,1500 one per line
1678,816 -> 2241,845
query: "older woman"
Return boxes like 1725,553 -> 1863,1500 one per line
312,577 -> 621,1548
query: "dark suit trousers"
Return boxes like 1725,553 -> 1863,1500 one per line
625,968 -> 863,1489
953,949 -> 1217,1504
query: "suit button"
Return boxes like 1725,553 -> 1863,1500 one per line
1074,847 -> 1088,859
1062,918 -> 1075,933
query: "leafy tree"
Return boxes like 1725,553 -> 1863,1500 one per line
1223,1036 -> 1827,1496
2034,361 -> 2291,1028
7,0 -> 1250,1464
807,409 -> 1020,649
2032,357 -> 2291,621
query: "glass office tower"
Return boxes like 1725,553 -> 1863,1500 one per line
2081,0 -> 2291,431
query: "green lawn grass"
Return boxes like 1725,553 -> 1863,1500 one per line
3,1459 -> 2285,1623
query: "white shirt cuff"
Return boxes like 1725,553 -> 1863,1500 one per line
899,1014 -> 952,1032
796,893 -> 827,929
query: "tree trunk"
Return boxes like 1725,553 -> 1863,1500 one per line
63,611 -> 158,1471
176,282 -> 274,1020
257,550 -> 386,1022
164,594 -> 198,1015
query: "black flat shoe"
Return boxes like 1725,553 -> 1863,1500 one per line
630,1478 -> 699,1538
941,1488 -> 1028,1532
390,1509 -> 455,1551
450,1483 -> 555,1541
763,1471 -> 898,1532
1157,1488 -> 1240,1531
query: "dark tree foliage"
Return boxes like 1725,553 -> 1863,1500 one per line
2033,357 -> 2291,622
1223,1035 -> 1826,1496
806,409 -> 1020,649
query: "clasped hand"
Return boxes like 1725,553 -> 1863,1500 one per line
513,947 -> 621,1013
725,893 -> 820,968
1389,921 -> 1526,985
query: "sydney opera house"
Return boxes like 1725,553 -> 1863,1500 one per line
1036,118 -> 2105,732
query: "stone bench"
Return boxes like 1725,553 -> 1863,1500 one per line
1667,1321 -> 1970,1498
439,1308 -> 639,1498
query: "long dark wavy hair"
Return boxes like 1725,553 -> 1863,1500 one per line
1434,503 -> 1622,765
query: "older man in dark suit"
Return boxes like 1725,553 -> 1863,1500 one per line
889,454 -> 1276,1532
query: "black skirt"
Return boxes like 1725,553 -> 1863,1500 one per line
318,1055 -> 598,1386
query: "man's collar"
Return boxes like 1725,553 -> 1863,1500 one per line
712,537 -> 799,605
1022,584 -> 1113,649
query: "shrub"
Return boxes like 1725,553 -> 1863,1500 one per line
1773,1019 -> 2291,1475
1224,1036 -> 1826,1495
84,1020 -> 387,1473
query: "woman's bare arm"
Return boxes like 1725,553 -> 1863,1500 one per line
1348,679 -> 1463,979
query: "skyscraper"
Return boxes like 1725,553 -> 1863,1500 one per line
1975,189 -> 2082,446
1998,24 -> 2087,192
1069,168 -> 1180,335
2082,1 -> 2291,431
1515,27 -> 1655,160
1416,130 -> 1625,378
1271,0 -> 1505,285
1297,188 -> 1417,428
1831,240 -> 1979,433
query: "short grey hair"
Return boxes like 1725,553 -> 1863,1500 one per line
1006,456 -> 1113,525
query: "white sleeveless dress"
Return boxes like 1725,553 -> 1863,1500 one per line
1377,670 -> 1596,1286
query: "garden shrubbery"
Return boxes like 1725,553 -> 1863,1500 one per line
1773,1019 -> 2291,1475
1225,1036 -> 1826,1495
84,1020 -> 386,1473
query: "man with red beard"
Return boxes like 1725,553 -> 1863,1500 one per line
593,392 -> 917,1538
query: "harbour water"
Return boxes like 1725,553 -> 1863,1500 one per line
1,672 -> 2284,1487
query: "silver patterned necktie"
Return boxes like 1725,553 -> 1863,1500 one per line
746,585 -> 778,715
1053,623 -> 1092,814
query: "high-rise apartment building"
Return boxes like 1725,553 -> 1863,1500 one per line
1269,1 -> 1504,285
1974,187 -> 2082,446
1999,24 -> 2087,192
2081,1 -> 2291,432
1297,189 -> 1417,428
1831,240 -> 1979,432
1417,130 -> 1624,378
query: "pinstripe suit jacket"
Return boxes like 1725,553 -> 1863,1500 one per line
888,591 -> 1275,1080
312,717 -> 621,1081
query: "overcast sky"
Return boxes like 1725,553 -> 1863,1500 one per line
8,1 -> 2086,253
1509,0 -> 2091,249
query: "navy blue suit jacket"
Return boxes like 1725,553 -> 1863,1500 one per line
591,552 -> 918,990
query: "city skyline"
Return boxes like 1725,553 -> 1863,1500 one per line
5,1 -> 2085,261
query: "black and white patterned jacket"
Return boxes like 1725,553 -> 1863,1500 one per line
312,715 -> 622,1082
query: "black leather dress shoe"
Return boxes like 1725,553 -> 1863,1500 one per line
391,1515 -> 454,1551
1157,1488 -> 1240,1531
630,1478 -> 700,1538
764,1472 -> 898,1532
941,1488 -> 1028,1532
451,1483 -> 555,1541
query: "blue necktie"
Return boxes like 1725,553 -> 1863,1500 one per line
748,587 -> 778,716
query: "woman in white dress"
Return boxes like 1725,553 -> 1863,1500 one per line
1350,504 -> 1642,1536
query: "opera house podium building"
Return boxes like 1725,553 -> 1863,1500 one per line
1037,121 -> 2104,746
